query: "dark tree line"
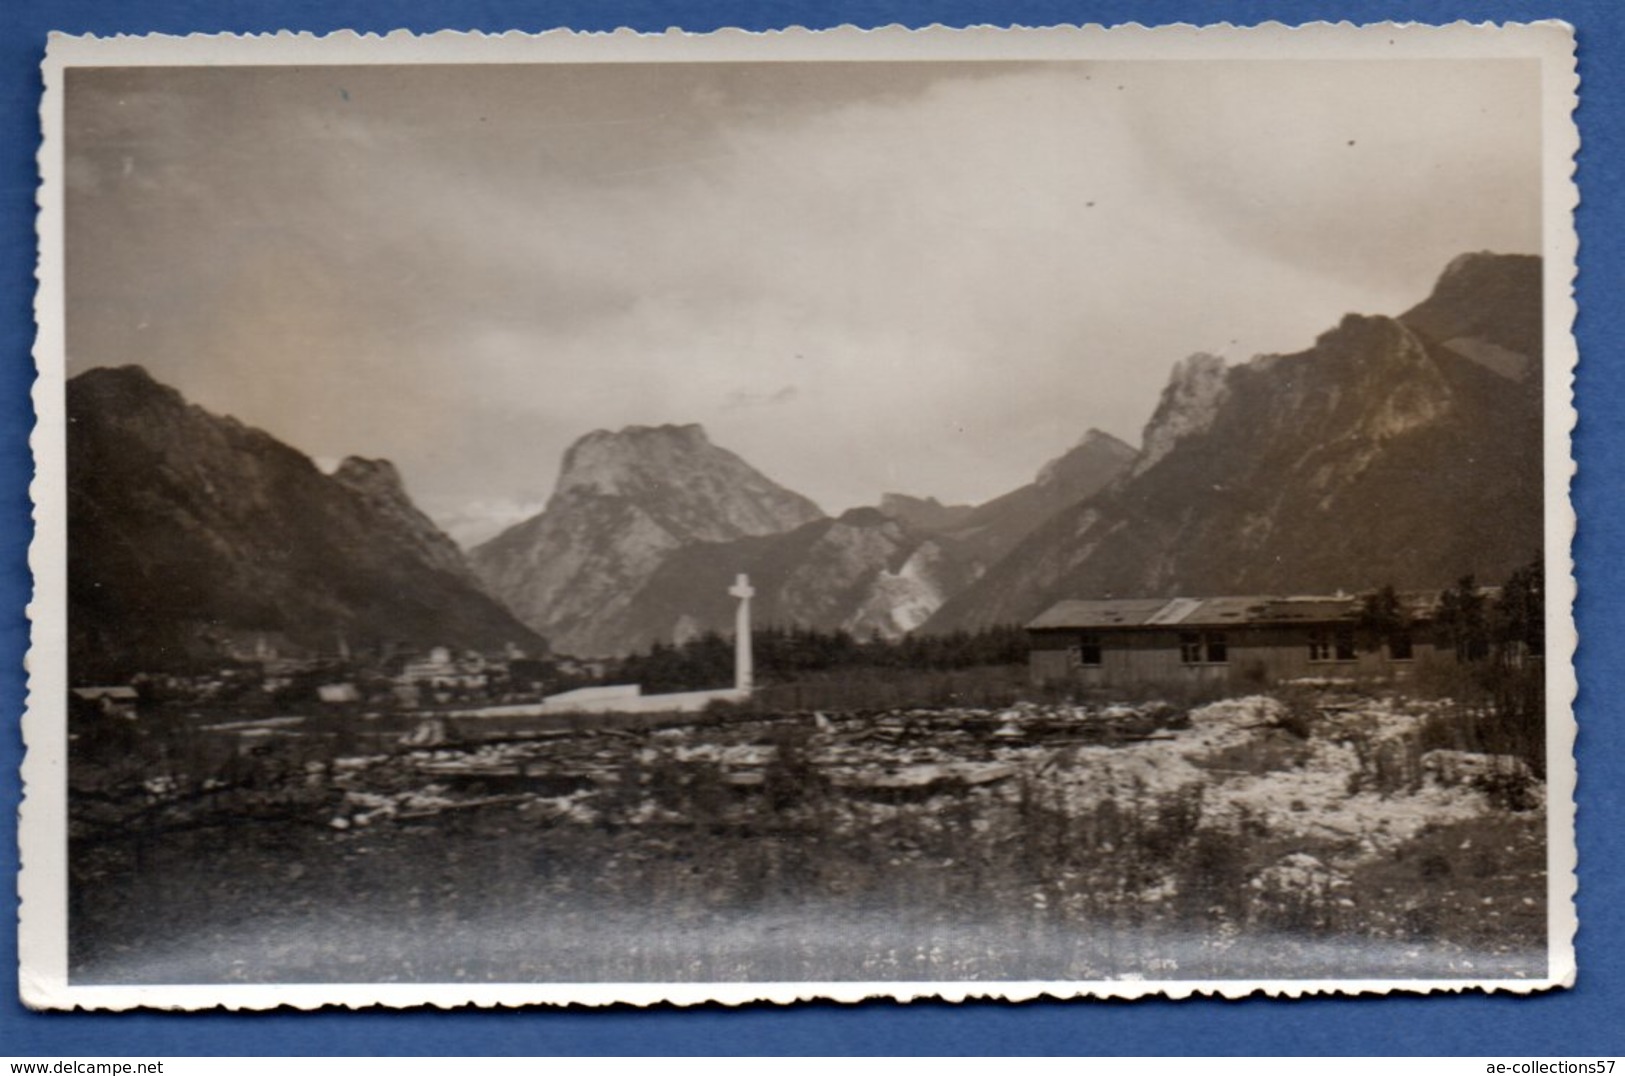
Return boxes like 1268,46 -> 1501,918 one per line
611,558 -> 1548,696
607,624 -> 1031,694
1356,556 -> 1548,776
1354,556 -> 1544,665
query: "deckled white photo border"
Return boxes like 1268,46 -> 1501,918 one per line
21,21 -> 1579,1010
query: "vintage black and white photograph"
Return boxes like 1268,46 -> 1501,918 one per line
23,24 -> 1577,1007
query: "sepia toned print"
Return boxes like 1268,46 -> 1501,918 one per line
23,23 -> 1577,1008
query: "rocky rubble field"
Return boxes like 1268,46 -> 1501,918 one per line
69,689 -> 1549,984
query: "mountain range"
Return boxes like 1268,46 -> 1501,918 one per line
66,366 -> 542,681
64,251 -> 1545,674
468,421 -> 1136,655
468,424 -> 826,658
925,251 -> 1544,630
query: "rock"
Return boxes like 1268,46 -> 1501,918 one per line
1135,353 -> 1229,477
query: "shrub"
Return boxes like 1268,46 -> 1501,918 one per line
1414,659 -> 1546,778
1179,827 -> 1251,915
1274,691 -> 1318,740
1139,784 -> 1205,863
762,723 -> 826,812
1345,730 -> 1425,797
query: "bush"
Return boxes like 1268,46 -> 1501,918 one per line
1344,728 -> 1425,798
762,723 -> 826,812
1139,784 -> 1205,863
1179,827 -> 1251,917
1415,659 -> 1546,778
1273,689 -> 1319,740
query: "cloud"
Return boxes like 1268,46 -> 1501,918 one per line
64,59 -> 1542,525
724,385 -> 801,410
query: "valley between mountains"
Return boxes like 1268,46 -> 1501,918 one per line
68,250 -> 1542,672
63,250 -> 1555,986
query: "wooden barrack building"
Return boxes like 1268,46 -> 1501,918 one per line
1026,593 -> 1442,688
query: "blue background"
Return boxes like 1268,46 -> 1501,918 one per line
1,0 -> 1618,1057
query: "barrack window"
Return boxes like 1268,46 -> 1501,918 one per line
1181,632 -> 1227,664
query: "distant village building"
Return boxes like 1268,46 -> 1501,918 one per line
70,685 -> 139,719
1026,594 -> 1441,688
399,647 -> 491,691
316,682 -> 361,704
553,657 -> 607,680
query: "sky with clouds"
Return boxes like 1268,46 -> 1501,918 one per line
64,58 -> 1542,546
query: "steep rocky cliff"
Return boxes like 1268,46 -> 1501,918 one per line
605,508 -> 974,652
924,252 -> 1544,631
67,366 -> 542,680
492,422 -> 1134,657
1133,354 -> 1228,477
469,424 -> 825,657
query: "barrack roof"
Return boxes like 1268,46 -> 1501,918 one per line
1027,595 -> 1366,631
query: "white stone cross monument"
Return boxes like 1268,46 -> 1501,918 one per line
729,572 -> 755,695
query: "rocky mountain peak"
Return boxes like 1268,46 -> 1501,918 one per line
877,493 -> 976,534
1400,251 -> 1542,380
554,423 -> 715,499
538,422 -> 825,537
1136,352 -> 1229,475
836,505 -> 894,529
1036,428 -> 1138,486
471,423 -> 825,656
1079,427 -> 1129,450
328,454 -> 475,581
68,365 -> 202,433
1434,250 -> 1536,298
70,362 -> 168,399
1317,313 -> 1421,359
332,456 -> 406,499
925,251 -> 1544,634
